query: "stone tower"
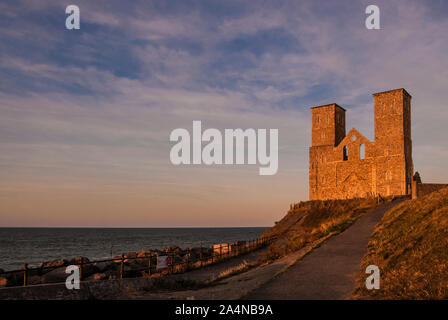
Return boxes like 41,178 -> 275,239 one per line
309,88 -> 413,200
311,103 -> 346,147
373,89 -> 413,196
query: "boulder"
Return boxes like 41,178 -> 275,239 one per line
68,256 -> 90,265
39,259 -> 68,270
64,256 -> 97,278
41,267 -> 67,284
40,261 -> 98,283
128,258 -> 149,270
94,261 -> 117,273
168,245 -> 181,252
3,272 -> 23,287
137,249 -> 152,257
125,252 -> 137,259
87,273 -> 107,281
0,277 -> 10,288
28,275 -> 42,286
80,264 -> 99,278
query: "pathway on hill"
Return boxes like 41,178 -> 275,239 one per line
245,200 -> 402,300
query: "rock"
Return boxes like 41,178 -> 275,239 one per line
137,249 -> 152,257
169,245 -> 181,252
28,275 -> 42,286
80,264 -> 99,278
41,267 -> 67,284
68,256 -> 90,265
39,259 -> 68,270
0,277 -> 10,288
87,273 -> 107,281
125,252 -> 137,259
94,261 -> 117,273
2,272 -> 24,287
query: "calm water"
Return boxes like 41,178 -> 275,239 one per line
0,227 -> 267,271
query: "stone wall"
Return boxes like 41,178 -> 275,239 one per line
411,181 -> 448,199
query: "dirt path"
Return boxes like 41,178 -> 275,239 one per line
169,247 -> 268,282
120,237 -> 329,300
245,200 -> 402,300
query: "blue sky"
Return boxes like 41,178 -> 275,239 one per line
1,0 -> 448,227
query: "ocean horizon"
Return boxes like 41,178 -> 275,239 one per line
0,227 -> 268,271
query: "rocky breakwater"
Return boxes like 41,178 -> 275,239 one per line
0,245 -> 216,288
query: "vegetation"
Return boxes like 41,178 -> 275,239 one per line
260,197 -> 381,262
142,278 -> 211,291
211,260 -> 255,282
353,187 -> 448,299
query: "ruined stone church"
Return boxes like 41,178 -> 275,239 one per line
309,88 -> 414,200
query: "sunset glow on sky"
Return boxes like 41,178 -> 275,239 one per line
1,0 -> 448,227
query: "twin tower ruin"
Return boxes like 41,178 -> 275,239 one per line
309,88 -> 414,200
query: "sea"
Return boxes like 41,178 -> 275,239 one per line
0,227 -> 267,271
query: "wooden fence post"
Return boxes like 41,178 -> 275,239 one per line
120,254 -> 124,279
148,254 -> 152,275
200,245 -> 203,268
23,263 -> 28,286
79,257 -> 83,281
186,249 -> 190,271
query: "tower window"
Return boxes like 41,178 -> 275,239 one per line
360,144 -> 365,160
343,146 -> 348,161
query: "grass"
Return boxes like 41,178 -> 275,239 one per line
353,187 -> 448,299
259,197 -> 382,263
142,278 -> 212,292
210,260 -> 256,283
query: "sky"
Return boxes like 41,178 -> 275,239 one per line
1,0 -> 448,227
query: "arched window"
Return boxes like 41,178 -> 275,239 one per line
343,146 -> 348,161
360,144 -> 365,160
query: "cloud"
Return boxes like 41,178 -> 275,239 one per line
0,0 -> 448,226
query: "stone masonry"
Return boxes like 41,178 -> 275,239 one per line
309,88 -> 414,200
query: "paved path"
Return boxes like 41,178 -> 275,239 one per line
246,200 -> 402,300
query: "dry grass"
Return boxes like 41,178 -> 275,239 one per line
210,260 -> 252,282
260,197 -> 381,262
353,187 -> 448,299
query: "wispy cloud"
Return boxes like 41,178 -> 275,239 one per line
1,0 -> 448,226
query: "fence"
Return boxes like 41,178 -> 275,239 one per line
0,236 -> 276,289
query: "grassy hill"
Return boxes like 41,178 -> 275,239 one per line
260,197 -> 380,262
354,187 -> 448,299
